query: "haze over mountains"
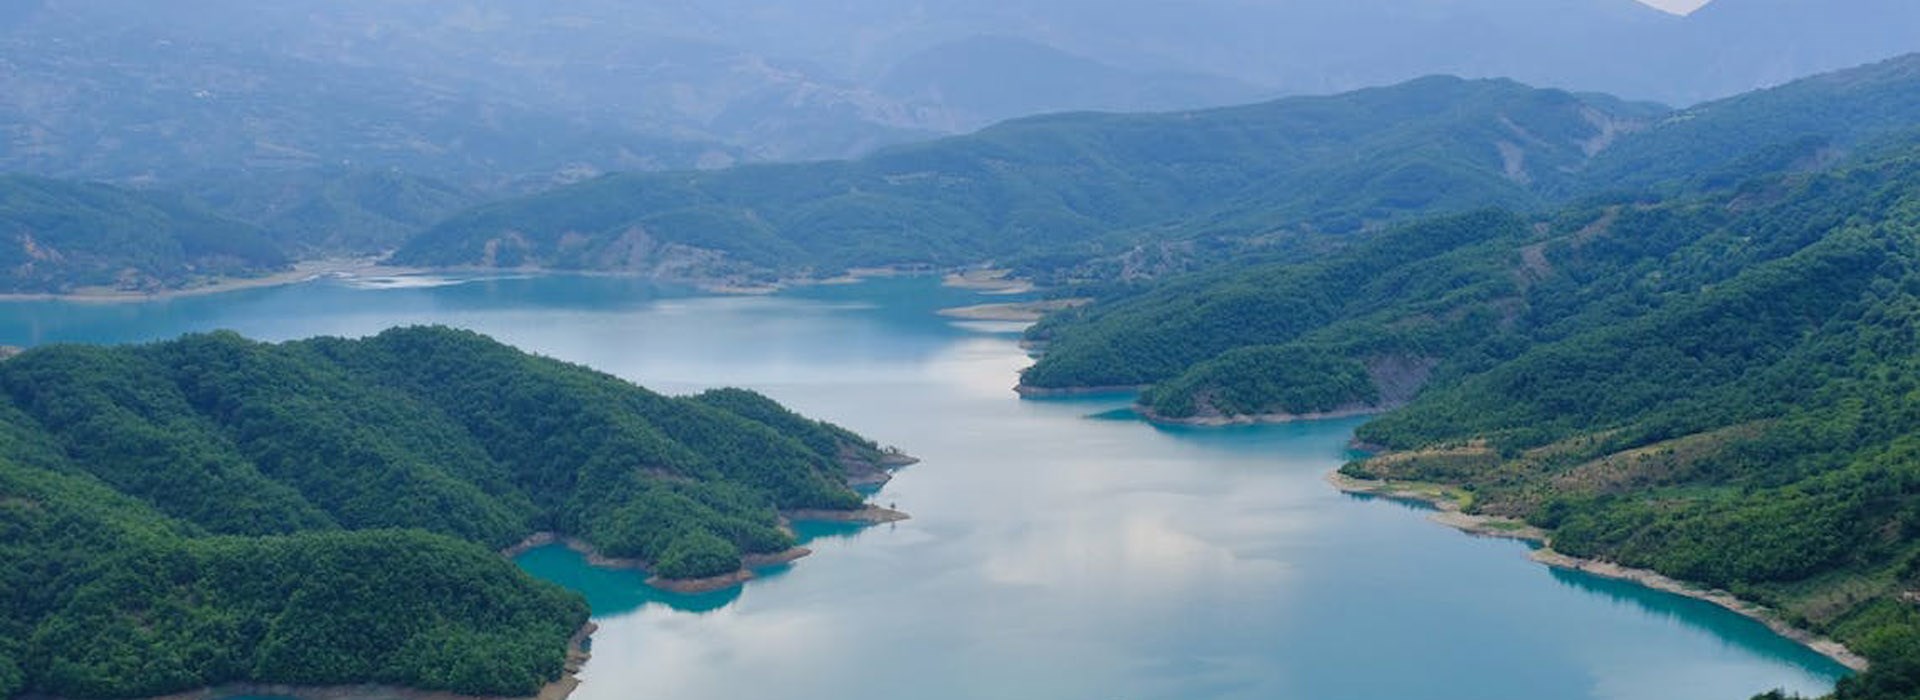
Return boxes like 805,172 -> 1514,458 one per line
9,2 -> 1920,700
4,0 -> 1915,190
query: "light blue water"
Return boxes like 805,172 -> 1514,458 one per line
1,274 -> 1847,700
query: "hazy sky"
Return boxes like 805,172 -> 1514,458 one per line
1638,0 -> 1713,14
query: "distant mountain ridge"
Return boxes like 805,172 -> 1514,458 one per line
391,75 -> 1662,282
392,54 -> 1920,288
3,0 -> 1916,188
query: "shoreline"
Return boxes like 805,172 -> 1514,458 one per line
783,504 -> 912,525
0,258 -> 426,304
1013,383 -> 1146,398
85,621 -> 598,700
1136,404 -> 1392,427
500,502 -> 911,594
942,268 -> 1034,295
840,450 -> 921,488
937,298 -> 1090,322
0,261 -> 1032,304
1327,471 -> 1871,673
499,532 -> 812,594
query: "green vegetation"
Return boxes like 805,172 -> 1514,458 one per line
0,176 -> 286,293
0,170 -> 482,294
1577,54 -> 1920,195
394,76 -> 1651,278
395,55 -> 1920,292
175,168 -> 482,256
1030,126 -> 1920,697
0,326 -> 890,698
1025,209 -> 1528,413
1339,147 -> 1920,699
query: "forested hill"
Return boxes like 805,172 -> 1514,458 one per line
1347,141 -> 1920,700
1020,125 -> 1920,699
0,168 -> 472,295
0,176 -> 286,294
0,326 -> 896,700
391,76 -> 1661,282
1023,52 -> 1920,399
394,54 -> 1920,287
1576,53 -> 1920,194
0,169 -> 490,295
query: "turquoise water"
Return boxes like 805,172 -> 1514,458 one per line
0,274 -> 1848,700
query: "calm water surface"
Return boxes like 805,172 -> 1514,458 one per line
0,274 -> 1848,700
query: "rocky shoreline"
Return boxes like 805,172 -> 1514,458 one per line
783,504 -> 912,525
1327,471 -> 1871,672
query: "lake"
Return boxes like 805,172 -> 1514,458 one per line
0,273 -> 1848,700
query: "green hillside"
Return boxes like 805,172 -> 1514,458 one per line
393,76 -> 1656,280
1348,145 -> 1920,700
0,326 -> 893,699
0,176 -> 286,293
1577,53 -> 1920,194
175,169 -> 483,256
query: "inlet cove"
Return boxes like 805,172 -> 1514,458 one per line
0,275 -> 1849,700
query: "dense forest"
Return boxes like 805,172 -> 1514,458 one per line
0,326 -> 893,699
1025,54 -> 1920,405
1338,144 -> 1920,700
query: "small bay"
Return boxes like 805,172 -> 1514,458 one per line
0,274 -> 1848,700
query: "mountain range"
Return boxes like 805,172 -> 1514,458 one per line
4,0 -> 1917,190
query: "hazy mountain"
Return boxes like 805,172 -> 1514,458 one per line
392,76 -> 1660,280
1677,0 -> 1920,101
877,36 -> 1266,129
172,169 -> 485,257
1581,53 -> 1920,192
0,1 -> 744,189
5,0 -> 1916,191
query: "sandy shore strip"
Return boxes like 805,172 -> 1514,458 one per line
100,622 -> 598,700
937,298 -> 1091,322
0,258 -> 426,303
1327,471 -> 1871,672
942,268 -> 1034,294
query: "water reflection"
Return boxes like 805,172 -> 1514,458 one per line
1548,567 -> 1853,678
514,544 -> 746,616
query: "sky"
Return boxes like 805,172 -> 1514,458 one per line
1637,0 -> 1713,14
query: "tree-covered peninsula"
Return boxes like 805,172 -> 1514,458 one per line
0,326 -> 897,700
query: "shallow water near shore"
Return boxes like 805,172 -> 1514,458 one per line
0,274 -> 1849,700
